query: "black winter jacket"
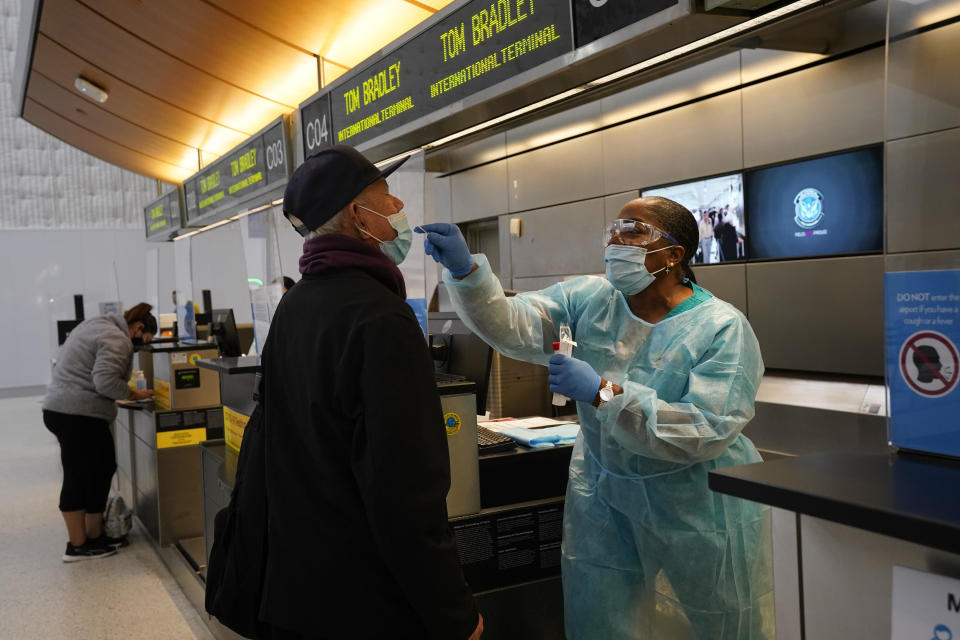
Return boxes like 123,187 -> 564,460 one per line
258,267 -> 477,639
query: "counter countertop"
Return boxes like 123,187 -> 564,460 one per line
708,449 -> 960,555
196,356 -> 261,375
138,342 -> 218,353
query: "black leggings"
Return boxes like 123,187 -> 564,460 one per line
43,410 -> 116,513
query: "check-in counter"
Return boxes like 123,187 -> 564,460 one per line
709,450 -> 960,639
196,356 -> 571,640
118,401 -> 224,547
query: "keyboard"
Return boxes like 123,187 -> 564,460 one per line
477,425 -> 516,454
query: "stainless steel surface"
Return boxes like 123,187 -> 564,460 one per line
745,255 -> 884,376
132,410 -> 205,546
757,373 -> 886,415
429,132 -> 507,174
114,409 -> 136,509
885,249 -> 960,272
771,507 -> 802,640
178,536 -> 206,571
741,48 -> 884,168
603,191 -> 639,226
201,444 -> 231,569
497,215 -> 514,290
886,128 -> 960,254
507,132 -> 604,213
451,159 -> 508,223
691,263 -> 747,315
602,92 -> 743,194
506,101 -> 603,157
441,392 -> 481,518
886,21 -> 960,141
219,371 -> 257,416
599,52 -> 740,128
744,401 -> 886,457
508,199 -> 605,279
800,516 -> 960,639
156,446 -> 205,546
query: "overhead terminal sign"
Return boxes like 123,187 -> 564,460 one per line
572,0 -> 679,47
301,93 -> 334,157
144,189 -> 182,241
313,0 -> 573,149
183,118 -> 290,227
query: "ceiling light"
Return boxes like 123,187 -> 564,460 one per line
74,76 -> 108,103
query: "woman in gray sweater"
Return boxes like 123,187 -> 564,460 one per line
43,303 -> 156,561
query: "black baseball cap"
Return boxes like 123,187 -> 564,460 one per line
282,145 -> 409,236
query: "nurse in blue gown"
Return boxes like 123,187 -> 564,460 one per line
417,196 -> 774,639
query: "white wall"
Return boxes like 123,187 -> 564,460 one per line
0,229 -> 152,388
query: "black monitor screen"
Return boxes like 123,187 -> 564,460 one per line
210,308 -> 241,357
428,312 -> 493,416
642,173 -> 746,264
746,146 -> 883,260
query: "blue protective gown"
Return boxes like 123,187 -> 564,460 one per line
444,255 -> 774,640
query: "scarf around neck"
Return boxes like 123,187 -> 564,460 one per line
298,233 -> 407,299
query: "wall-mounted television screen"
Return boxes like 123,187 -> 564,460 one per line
745,146 -> 883,260
642,173 -> 746,264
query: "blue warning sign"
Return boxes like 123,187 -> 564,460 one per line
885,270 -> 960,457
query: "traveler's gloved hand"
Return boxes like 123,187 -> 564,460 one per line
548,354 -> 602,404
415,223 -> 475,277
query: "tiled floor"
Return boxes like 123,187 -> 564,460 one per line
0,393 -> 214,640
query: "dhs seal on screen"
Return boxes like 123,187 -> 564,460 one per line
794,188 -> 824,229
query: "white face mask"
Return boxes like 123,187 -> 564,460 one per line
355,203 -> 412,265
604,244 -> 672,295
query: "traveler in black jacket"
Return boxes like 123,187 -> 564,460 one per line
258,145 -> 482,639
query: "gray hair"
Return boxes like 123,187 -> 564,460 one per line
288,208 -> 349,240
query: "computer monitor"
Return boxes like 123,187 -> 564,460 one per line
642,172 -> 746,264
210,308 -> 242,357
428,312 -> 494,416
745,146 -> 883,260
158,313 -> 176,338
57,320 -> 81,346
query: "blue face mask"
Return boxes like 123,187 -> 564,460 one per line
604,244 -> 671,296
356,204 -> 412,265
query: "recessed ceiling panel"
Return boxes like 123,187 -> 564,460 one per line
23,98 -> 194,183
38,0 -> 283,134
82,0 -> 319,109
31,34 -> 250,156
26,72 -> 198,171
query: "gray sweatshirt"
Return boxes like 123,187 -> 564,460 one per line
43,314 -> 133,422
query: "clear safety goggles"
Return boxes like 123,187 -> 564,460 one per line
604,218 -> 679,247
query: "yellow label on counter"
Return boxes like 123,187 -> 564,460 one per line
223,406 -> 250,452
444,412 -> 462,436
189,353 -> 202,365
153,379 -> 171,410
156,427 -> 206,449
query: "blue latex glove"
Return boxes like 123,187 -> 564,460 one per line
548,354 -> 602,404
414,223 -> 475,277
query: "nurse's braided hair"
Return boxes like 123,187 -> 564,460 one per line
641,196 -> 699,285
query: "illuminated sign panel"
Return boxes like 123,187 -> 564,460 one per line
311,0 -> 573,149
183,119 -> 290,226
144,189 -> 182,241
301,93 -> 334,157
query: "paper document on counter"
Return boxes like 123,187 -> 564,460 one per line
479,416 -> 576,432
